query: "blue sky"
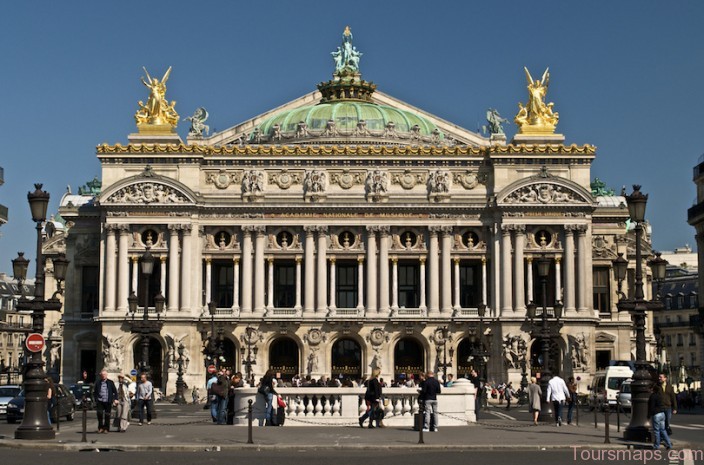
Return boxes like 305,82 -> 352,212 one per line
1,1 -> 703,273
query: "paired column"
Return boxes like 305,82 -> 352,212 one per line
378,226 -> 390,315
526,257 -> 534,303
365,226 -> 378,313
267,256 -> 274,310
391,256 -> 399,310
500,225 -> 513,315
204,258 -> 212,305
328,256 -> 336,311
419,257 -> 427,311
254,226 -> 266,315
453,257 -> 461,311
563,226 -> 576,314
513,226 -> 526,314
481,256 -> 487,306
428,226 -> 440,316
491,225 -> 501,316
240,226 -> 254,313
555,257 -> 562,303
160,256 -> 167,297
168,224 -> 180,311
316,226 -> 328,314
131,256 -> 139,294
117,225 -> 130,312
356,257 -> 365,311
181,225 -> 193,312
576,225 -> 588,312
294,256 -> 302,311
233,257 -> 240,311
104,225 -> 117,312
303,226 -> 316,315
440,226 -> 453,315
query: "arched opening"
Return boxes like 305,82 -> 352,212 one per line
268,337 -> 299,382
394,337 -> 424,383
456,337 -> 486,378
133,337 -> 163,389
331,338 -> 361,381
530,337 -> 561,378
218,338 -> 237,373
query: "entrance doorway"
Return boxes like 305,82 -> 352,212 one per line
269,337 -> 299,382
133,337 -> 163,389
530,337 -> 561,378
394,338 -> 424,383
331,338 -> 361,381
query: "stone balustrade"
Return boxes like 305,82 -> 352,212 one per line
232,378 -> 476,426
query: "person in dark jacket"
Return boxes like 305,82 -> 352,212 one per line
421,371 -> 442,432
359,368 -> 382,428
657,373 -> 677,433
258,369 -> 277,426
648,384 -> 673,450
93,369 -> 118,433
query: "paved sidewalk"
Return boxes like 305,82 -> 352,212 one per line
0,404 -> 692,452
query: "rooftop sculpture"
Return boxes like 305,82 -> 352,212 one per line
514,67 -> 559,134
135,66 -> 179,132
331,26 -> 363,74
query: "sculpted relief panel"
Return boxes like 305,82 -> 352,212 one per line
104,182 -> 190,204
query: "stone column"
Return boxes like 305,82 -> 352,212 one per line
365,226 -> 378,313
254,226 -> 266,315
491,225 -> 501,316
104,225 -> 117,312
267,256 -> 274,310
117,225 -> 130,312
428,226 -> 440,316
204,257 -> 212,306
453,257 -> 461,311
233,257 -> 240,312
563,226 -> 576,314
241,226 -> 253,314
131,256 -> 138,294
304,226 -> 316,316
419,256 -> 427,311
391,256 -> 399,311
168,225 -> 180,311
98,229 -> 106,313
526,257 -> 534,303
441,226 -> 453,315
585,225 -> 595,316
316,226 -> 328,314
329,256 -> 336,311
555,256 -> 562,303
357,256 -> 365,311
500,224 -> 513,315
294,256 -> 302,311
481,255 -> 487,306
576,225 -> 588,312
378,226 -> 390,315
513,226 -> 526,315
180,225 -> 192,312
160,256 -> 167,297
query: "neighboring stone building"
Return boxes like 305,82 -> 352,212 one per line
0,165 -> 7,228
687,152 -> 704,392
0,274 -> 34,383
58,31 -> 656,394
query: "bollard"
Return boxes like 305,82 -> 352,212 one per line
247,399 -> 253,444
603,407 -> 611,444
594,404 -> 598,429
418,402 -> 425,444
81,401 -> 88,443
616,398 -> 620,433
55,399 -> 60,432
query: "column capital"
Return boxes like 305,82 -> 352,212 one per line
242,225 -> 256,234
563,224 -> 578,234
526,256 -> 533,263
419,256 -> 427,264
316,225 -> 328,234
160,255 -> 167,263
296,256 -> 303,263
303,225 -> 317,234
233,257 -> 240,264
440,225 -> 453,235
180,224 -> 193,232
428,225 -> 441,236
453,256 -> 460,264
168,224 -> 182,232
555,256 -> 562,264
254,225 -> 267,236
575,224 -> 588,234
105,224 -> 119,234
204,257 -> 212,264
267,255 -> 274,263
378,225 -> 390,236
357,256 -> 365,263
329,255 -> 336,263
500,224 -> 512,234
390,255 -> 398,263
116,224 -> 131,233
131,255 -> 139,263
512,225 -> 526,234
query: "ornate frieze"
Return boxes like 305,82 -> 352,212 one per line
365,169 -> 389,202
453,171 -> 480,190
392,170 -> 425,190
331,170 -> 363,189
206,169 -> 240,190
330,231 -> 363,250
304,170 -> 328,201
428,170 -> 451,202
241,170 -> 265,199
504,183 -> 586,204
269,169 -> 302,190
104,182 -> 190,204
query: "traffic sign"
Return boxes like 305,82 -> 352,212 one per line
207,364 -> 217,374
25,333 -> 45,353
130,369 -> 138,376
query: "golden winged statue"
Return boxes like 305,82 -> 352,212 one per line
135,66 -> 179,130
514,67 -> 559,134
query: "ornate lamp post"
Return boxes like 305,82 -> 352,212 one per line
613,185 -> 666,442
526,255 -> 563,417
240,326 -> 259,386
14,184 -> 69,440
126,247 -> 165,376
173,343 -> 187,405
438,326 -> 454,384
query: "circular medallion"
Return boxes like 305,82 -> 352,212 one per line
398,172 -> 417,190
307,328 -> 323,345
369,328 -> 385,346
458,172 -> 479,190
338,172 -> 355,190
277,171 -> 293,189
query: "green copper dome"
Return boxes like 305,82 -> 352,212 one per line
250,101 -> 444,143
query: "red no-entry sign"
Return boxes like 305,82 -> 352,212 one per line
26,333 -> 45,353
207,364 -> 217,374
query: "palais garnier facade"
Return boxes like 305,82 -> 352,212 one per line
56,29 -> 653,393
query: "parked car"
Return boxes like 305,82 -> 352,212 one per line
68,383 -> 95,409
0,385 -> 22,417
589,365 -> 634,411
616,379 -> 632,411
6,384 -> 76,424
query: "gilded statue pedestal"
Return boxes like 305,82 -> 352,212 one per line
511,133 -> 565,145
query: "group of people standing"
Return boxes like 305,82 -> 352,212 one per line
207,369 -> 245,425
525,374 -> 579,427
92,369 -> 155,433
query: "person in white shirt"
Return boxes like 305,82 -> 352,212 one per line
546,374 -> 570,426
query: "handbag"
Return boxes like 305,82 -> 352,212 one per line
257,385 -> 271,396
277,395 -> 286,408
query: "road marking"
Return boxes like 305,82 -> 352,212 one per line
670,424 -> 702,430
488,410 -> 517,421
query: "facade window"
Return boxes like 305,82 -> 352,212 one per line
690,333 -> 696,346
691,352 -> 697,365
459,261 -> 481,307
532,262 -> 556,307
81,266 -> 99,317
677,295 -> 684,309
137,264 -> 162,307
677,334 -> 684,346
212,261 -> 234,308
336,262 -> 357,308
593,267 -> 610,314
398,262 -> 419,308
665,296 -> 672,309
692,294 -> 699,308
274,261 -> 295,308
666,335 -> 672,347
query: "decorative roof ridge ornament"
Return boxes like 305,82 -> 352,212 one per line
514,67 -> 559,135
318,27 -> 376,103
135,66 -> 179,134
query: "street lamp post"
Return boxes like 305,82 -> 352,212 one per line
173,343 -> 187,405
526,255 -> 563,417
613,185 -> 667,442
438,326 -> 454,384
14,184 -> 69,440
240,326 -> 259,387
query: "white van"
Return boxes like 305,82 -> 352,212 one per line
589,366 -> 634,410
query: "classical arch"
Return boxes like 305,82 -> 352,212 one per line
268,337 -> 300,382
132,336 -> 164,389
99,170 -> 198,206
331,338 -> 362,381
394,337 -> 425,382
496,171 -> 594,207
456,336 -> 487,378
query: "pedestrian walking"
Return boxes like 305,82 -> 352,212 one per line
206,373 -> 217,422
657,372 -> 677,435
546,373 -> 570,427
114,373 -> 132,432
46,377 -> 55,425
421,371 -> 441,432
649,384 -> 673,450
191,385 -> 199,404
566,376 -> 578,425
258,369 -> 277,426
468,370 -> 481,420
527,377 -> 542,425
505,382 -> 514,410
135,373 -> 154,426
93,369 -> 118,433
358,368 -> 382,429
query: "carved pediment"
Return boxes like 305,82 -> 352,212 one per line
103,181 -> 192,205
594,331 -> 616,344
503,182 -> 588,205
